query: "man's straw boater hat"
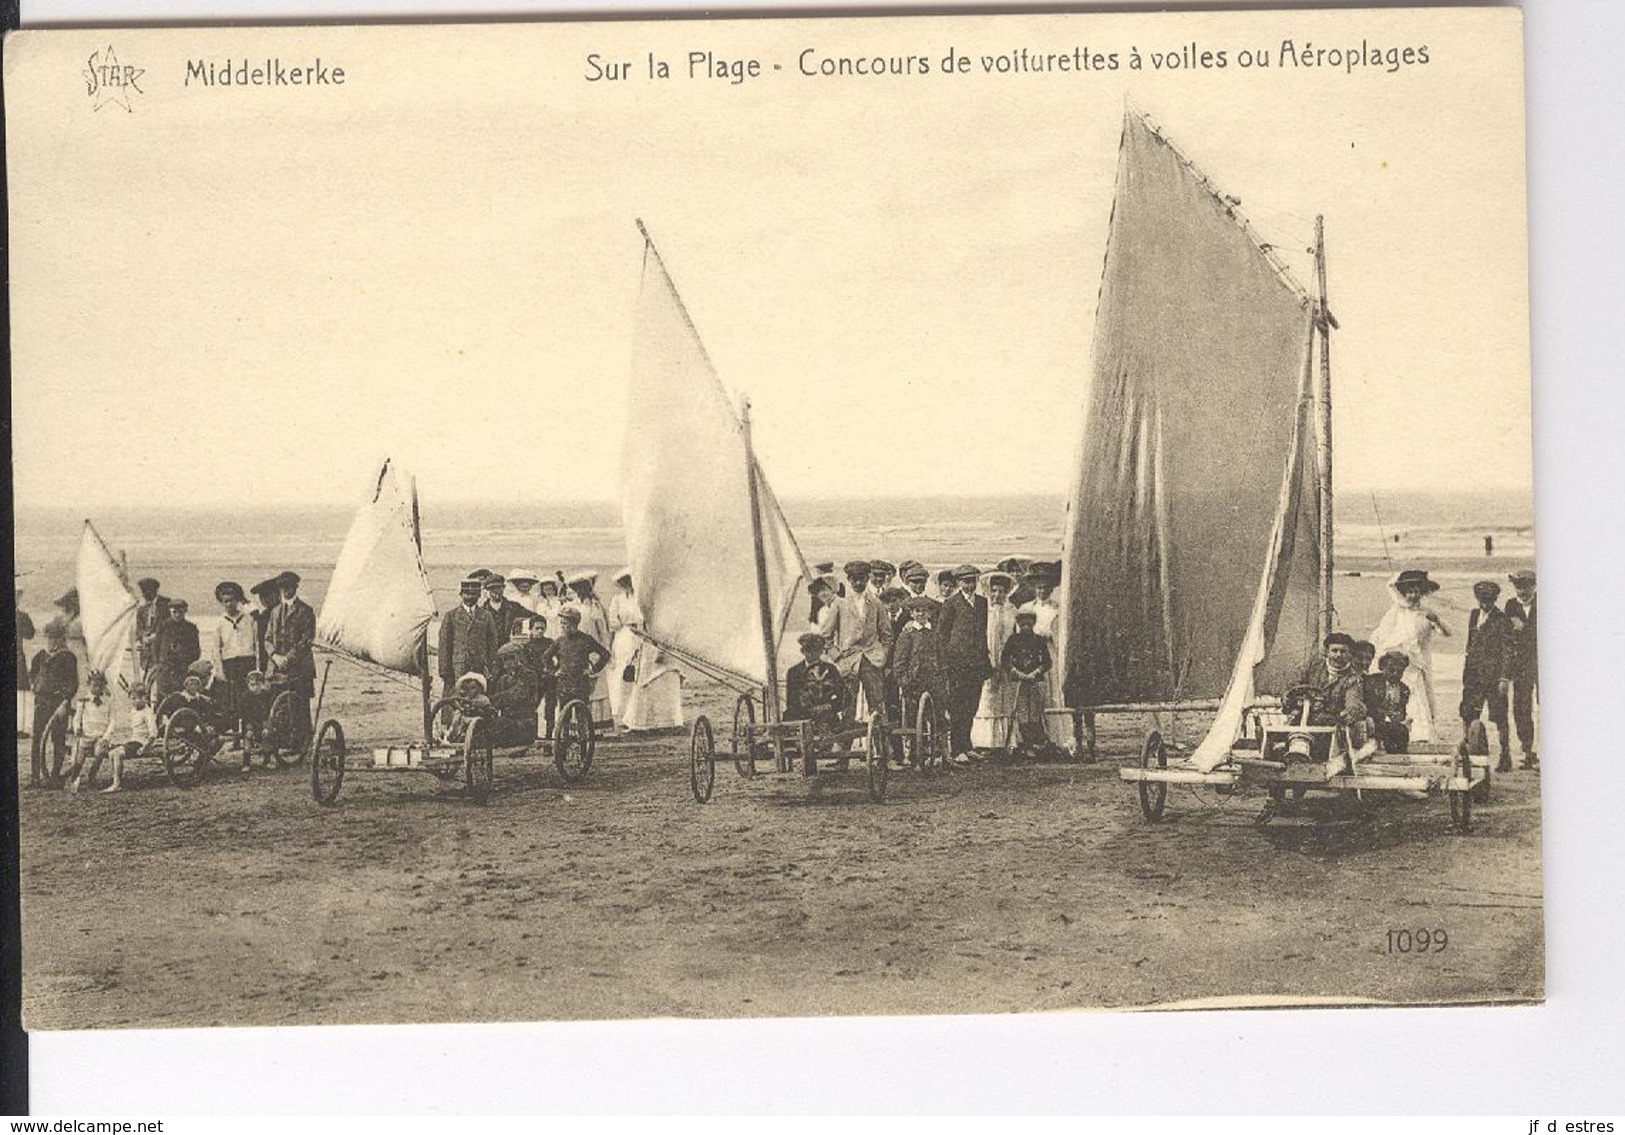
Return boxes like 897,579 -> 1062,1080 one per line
952,564 -> 981,580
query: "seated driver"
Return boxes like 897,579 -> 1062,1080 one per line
487,641 -> 542,746
1283,632 -> 1370,754
785,632 -> 844,736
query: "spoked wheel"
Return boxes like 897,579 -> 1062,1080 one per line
1464,720 -> 1492,803
913,692 -> 941,770
554,699 -> 595,784
161,708 -> 208,790
154,692 -> 186,733
732,693 -> 758,777
429,698 -> 466,746
264,690 -> 306,768
310,718 -> 347,806
866,717 -> 889,803
1137,730 -> 1168,823
1448,746 -> 1474,834
690,715 -> 717,803
464,719 -> 494,805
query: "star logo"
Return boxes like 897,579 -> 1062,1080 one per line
83,46 -> 145,112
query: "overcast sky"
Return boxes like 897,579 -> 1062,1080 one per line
7,10 -> 1530,509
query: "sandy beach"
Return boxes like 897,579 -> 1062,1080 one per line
16,561 -> 1542,1029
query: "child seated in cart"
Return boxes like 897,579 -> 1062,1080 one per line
1369,650 -> 1413,754
65,670 -> 116,791
170,672 -> 224,751
486,641 -> 542,747
72,680 -> 157,794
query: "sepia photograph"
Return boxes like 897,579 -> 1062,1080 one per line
5,5 -> 1540,1038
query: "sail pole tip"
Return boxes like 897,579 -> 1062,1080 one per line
634,217 -> 651,243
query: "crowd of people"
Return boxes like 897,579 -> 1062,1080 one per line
1297,567 -> 1539,771
15,555 -> 1538,791
792,556 -> 1068,767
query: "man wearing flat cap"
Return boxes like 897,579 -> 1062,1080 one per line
211,581 -> 258,756
1504,569 -> 1538,768
439,576 -> 500,699
936,564 -> 991,761
1294,632 -> 1368,746
151,597 -> 202,702
133,577 -> 170,689
481,574 -> 530,648
266,572 -> 317,746
785,632 -> 843,732
1461,580 -> 1514,771
821,559 -> 893,727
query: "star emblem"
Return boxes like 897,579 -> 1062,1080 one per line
84,46 -> 145,113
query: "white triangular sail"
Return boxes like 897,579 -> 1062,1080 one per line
317,460 -> 437,676
75,520 -> 139,679
621,226 -> 812,689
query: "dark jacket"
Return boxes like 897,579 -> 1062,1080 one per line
1504,594 -> 1537,677
890,623 -> 946,695
1463,605 -> 1513,685
785,658 -> 843,722
485,598 -> 532,646
1001,630 -> 1052,679
936,590 -> 991,679
490,657 -> 542,718
15,610 -> 35,692
1304,662 -> 1366,727
438,604 -> 499,685
29,646 -> 79,704
266,598 -> 318,696
155,617 -> 202,678
1365,673 -> 1410,726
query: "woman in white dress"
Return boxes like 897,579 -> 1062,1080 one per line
564,570 -> 615,728
607,570 -> 684,732
1018,564 -> 1069,753
1370,568 -> 1452,744
971,571 -> 1020,749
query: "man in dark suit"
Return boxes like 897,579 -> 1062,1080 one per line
1459,580 -> 1514,770
1504,569 -> 1538,768
935,564 -> 990,763
438,576 -> 499,699
133,577 -> 171,691
481,574 -> 531,647
153,598 -> 202,700
266,571 -> 318,746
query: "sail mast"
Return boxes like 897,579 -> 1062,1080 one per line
1314,215 -> 1337,639
411,472 -> 432,747
741,397 -> 785,770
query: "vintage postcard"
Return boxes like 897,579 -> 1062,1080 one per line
5,6 -> 1538,1030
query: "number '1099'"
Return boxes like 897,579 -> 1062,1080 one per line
1387,928 -> 1447,953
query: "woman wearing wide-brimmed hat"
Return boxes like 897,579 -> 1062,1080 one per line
1370,569 -> 1452,744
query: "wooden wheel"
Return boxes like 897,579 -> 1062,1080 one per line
1137,730 -> 1168,823
429,697 -> 466,746
732,692 -> 758,777
866,716 -> 889,803
161,708 -> 207,790
154,692 -> 186,732
1449,746 -> 1474,834
690,715 -> 716,803
310,718 -> 346,806
554,699 -> 595,784
264,689 -> 305,767
464,718 -> 494,805
913,692 -> 940,770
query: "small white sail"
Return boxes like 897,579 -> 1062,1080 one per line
317,460 -> 436,676
621,226 -> 812,689
75,520 -> 139,680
